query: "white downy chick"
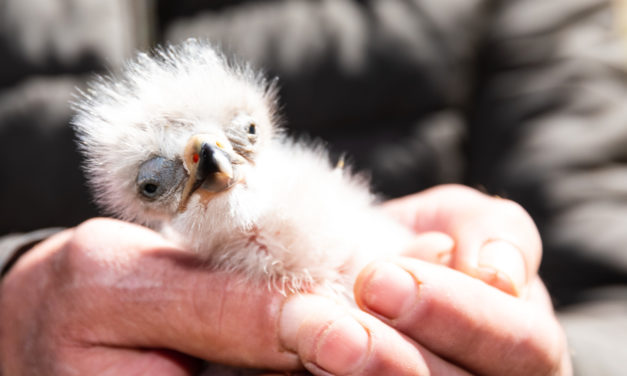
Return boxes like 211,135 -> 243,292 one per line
72,39 -> 412,296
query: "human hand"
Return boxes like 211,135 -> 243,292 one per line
382,184 -> 543,297
0,218 -> 302,375
0,186 -> 571,375
278,185 -> 572,375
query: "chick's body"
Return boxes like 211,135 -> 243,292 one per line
170,137 -> 412,293
73,39 -> 412,294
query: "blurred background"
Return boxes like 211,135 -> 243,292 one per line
1,0 -> 627,374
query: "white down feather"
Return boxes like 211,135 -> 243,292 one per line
72,39 -> 412,296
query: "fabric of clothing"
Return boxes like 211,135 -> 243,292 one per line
1,0 -> 627,373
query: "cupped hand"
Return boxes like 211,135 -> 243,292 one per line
280,261 -> 571,375
0,218 -> 300,375
279,185 -> 572,375
0,185 -> 572,375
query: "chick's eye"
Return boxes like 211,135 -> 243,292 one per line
141,182 -> 159,196
136,156 -> 184,201
138,176 -> 163,200
248,123 -> 256,135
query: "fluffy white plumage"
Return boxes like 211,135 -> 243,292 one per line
73,39 -> 411,295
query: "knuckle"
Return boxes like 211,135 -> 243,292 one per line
62,218 -> 124,278
73,217 -> 119,239
540,321 -> 569,376
491,197 -> 529,220
490,197 -> 540,240
63,235 -> 93,275
433,184 -> 483,199
512,313 -> 565,376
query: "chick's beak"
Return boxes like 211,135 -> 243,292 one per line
179,134 -> 234,212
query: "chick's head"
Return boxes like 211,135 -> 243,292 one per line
72,40 -> 279,229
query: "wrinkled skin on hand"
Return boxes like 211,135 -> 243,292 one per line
0,185 -> 571,375
0,219 -> 300,375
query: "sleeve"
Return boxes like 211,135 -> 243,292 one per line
0,228 -> 63,276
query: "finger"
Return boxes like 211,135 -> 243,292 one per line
57,218 -> 301,370
279,294 -> 472,376
383,184 -> 541,296
401,231 -> 455,265
354,259 -> 566,376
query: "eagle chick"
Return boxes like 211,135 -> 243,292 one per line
72,39 -> 412,295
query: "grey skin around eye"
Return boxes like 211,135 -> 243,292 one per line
136,156 -> 185,200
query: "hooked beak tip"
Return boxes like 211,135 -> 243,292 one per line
178,135 -> 235,212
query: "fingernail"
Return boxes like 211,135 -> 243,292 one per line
478,240 -> 526,296
403,231 -> 454,266
309,316 -> 370,375
279,295 -> 369,375
278,294 -> 316,352
359,262 -> 418,320
437,250 -> 452,266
